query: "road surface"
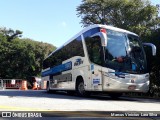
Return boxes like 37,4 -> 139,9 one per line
0,90 -> 159,120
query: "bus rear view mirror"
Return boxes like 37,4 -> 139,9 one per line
91,32 -> 107,46
100,32 -> 107,46
143,43 -> 156,56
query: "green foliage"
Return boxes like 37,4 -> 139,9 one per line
0,28 -> 56,79
149,29 -> 160,85
0,27 -> 22,42
77,0 -> 159,37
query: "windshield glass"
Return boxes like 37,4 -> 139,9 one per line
105,29 -> 147,74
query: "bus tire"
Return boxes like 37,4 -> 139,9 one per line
76,78 -> 90,97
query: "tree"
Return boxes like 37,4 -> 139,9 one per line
0,28 -> 22,42
0,28 -> 56,79
77,0 -> 159,36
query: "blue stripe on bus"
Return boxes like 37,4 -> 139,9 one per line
83,27 -> 100,38
41,61 -> 72,77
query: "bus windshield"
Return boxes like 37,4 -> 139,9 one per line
105,29 -> 147,74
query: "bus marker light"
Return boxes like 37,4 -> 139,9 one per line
100,28 -> 106,33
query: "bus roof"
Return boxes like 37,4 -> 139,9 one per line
47,24 -> 138,58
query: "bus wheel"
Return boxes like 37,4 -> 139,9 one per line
76,79 -> 90,97
109,93 -> 122,99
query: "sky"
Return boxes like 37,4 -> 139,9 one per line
0,0 -> 159,48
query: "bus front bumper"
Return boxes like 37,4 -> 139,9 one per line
102,77 -> 150,93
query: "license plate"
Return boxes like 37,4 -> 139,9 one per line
128,85 -> 136,90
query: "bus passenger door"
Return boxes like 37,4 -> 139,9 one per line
89,36 -> 103,91
91,64 -> 103,91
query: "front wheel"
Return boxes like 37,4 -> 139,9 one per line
76,80 -> 90,97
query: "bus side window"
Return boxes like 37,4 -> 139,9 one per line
85,36 -> 102,65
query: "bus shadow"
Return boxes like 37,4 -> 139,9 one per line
0,90 -> 159,103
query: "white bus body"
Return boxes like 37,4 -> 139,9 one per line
42,24 -> 156,97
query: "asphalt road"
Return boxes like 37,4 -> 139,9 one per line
0,90 -> 159,120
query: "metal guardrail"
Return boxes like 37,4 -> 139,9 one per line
0,79 -> 22,89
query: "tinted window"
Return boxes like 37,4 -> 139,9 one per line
43,36 -> 84,69
85,36 -> 102,65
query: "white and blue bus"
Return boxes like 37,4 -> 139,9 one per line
42,24 -> 156,98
